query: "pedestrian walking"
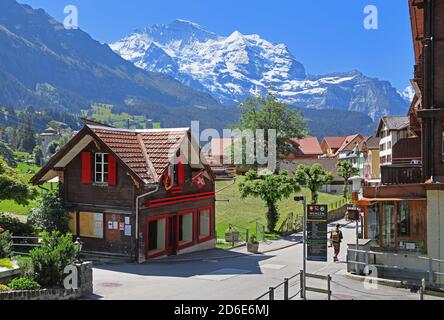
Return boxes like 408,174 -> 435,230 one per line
330,224 -> 343,262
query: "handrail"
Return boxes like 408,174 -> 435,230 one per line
255,272 -> 301,300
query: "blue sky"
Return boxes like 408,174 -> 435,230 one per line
20,0 -> 414,91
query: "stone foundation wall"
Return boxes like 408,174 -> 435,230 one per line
0,261 -> 93,301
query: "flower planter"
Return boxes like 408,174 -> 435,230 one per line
247,243 -> 259,254
225,231 -> 240,243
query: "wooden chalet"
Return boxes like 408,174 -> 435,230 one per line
31,123 -> 216,263
353,1 -> 444,279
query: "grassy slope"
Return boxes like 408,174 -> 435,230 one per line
215,177 -> 345,239
0,153 -> 53,215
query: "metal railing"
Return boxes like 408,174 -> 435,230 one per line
347,248 -> 444,287
256,272 -> 302,300
255,222 -> 266,242
11,236 -> 42,256
256,270 -> 332,300
227,224 -> 249,247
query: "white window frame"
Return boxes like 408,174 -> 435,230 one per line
95,153 -> 109,184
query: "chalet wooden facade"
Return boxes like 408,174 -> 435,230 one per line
31,124 -> 216,263
355,1 -> 444,273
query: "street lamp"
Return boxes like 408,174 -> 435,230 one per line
74,237 -> 83,264
294,195 -> 306,300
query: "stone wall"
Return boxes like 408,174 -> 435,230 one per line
0,261 -> 93,301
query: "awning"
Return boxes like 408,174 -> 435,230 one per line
356,197 -> 427,206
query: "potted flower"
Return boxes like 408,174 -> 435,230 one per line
247,235 -> 260,254
224,227 -> 240,243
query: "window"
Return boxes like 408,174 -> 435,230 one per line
387,141 -> 392,150
198,207 -> 212,242
381,203 -> 395,249
397,202 -> 411,237
178,211 -> 195,248
95,153 -> 109,183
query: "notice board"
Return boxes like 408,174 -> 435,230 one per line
307,205 -> 328,262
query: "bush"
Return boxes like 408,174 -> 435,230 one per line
28,190 -> 70,233
16,256 -> 34,279
29,231 -> 77,288
248,235 -> 259,245
0,284 -> 10,292
0,231 -> 12,259
0,213 -> 35,236
0,258 -> 14,269
8,277 -> 40,291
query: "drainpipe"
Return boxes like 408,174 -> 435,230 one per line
135,184 -> 159,263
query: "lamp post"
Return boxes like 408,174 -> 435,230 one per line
74,237 -> 83,264
294,195 -> 306,300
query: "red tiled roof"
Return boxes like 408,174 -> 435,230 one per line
90,126 -> 188,183
291,137 -> 323,155
323,136 -> 347,150
335,134 -> 361,154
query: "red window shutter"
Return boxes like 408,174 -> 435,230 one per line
81,152 -> 92,185
178,155 -> 185,185
108,155 -> 117,186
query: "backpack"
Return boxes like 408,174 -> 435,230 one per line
331,230 -> 340,243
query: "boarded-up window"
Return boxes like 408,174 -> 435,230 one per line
79,212 -> 104,239
68,212 -> 77,236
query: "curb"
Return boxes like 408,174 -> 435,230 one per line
344,273 -> 403,288
148,241 -> 303,264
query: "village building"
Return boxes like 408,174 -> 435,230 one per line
353,0 -> 444,287
280,136 -> 323,160
279,158 -> 348,195
376,116 -> 413,166
31,123 -> 216,263
361,136 -> 381,182
321,135 -> 364,159
39,127 -> 60,159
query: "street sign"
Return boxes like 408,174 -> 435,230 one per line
306,205 -> 328,262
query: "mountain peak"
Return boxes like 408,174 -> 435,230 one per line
110,20 -> 408,119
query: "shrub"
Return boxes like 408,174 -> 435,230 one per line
0,231 -> 12,259
248,235 -> 259,245
16,256 -> 34,279
0,258 -> 14,269
0,284 -> 10,292
8,277 -> 40,291
0,213 -> 35,236
28,190 -> 70,233
29,231 -> 77,288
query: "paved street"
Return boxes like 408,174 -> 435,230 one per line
91,219 -> 442,300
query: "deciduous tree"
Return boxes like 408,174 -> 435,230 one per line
295,163 -> 334,204
337,160 -> 359,199
239,170 -> 300,231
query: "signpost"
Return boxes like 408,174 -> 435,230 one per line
295,197 -> 329,300
306,205 -> 328,262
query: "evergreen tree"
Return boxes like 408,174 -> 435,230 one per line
16,109 -> 36,152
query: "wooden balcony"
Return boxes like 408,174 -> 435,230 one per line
381,164 -> 423,185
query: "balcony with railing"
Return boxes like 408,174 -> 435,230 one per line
381,164 -> 422,185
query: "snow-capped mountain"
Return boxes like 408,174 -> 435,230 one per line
110,20 -> 408,120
